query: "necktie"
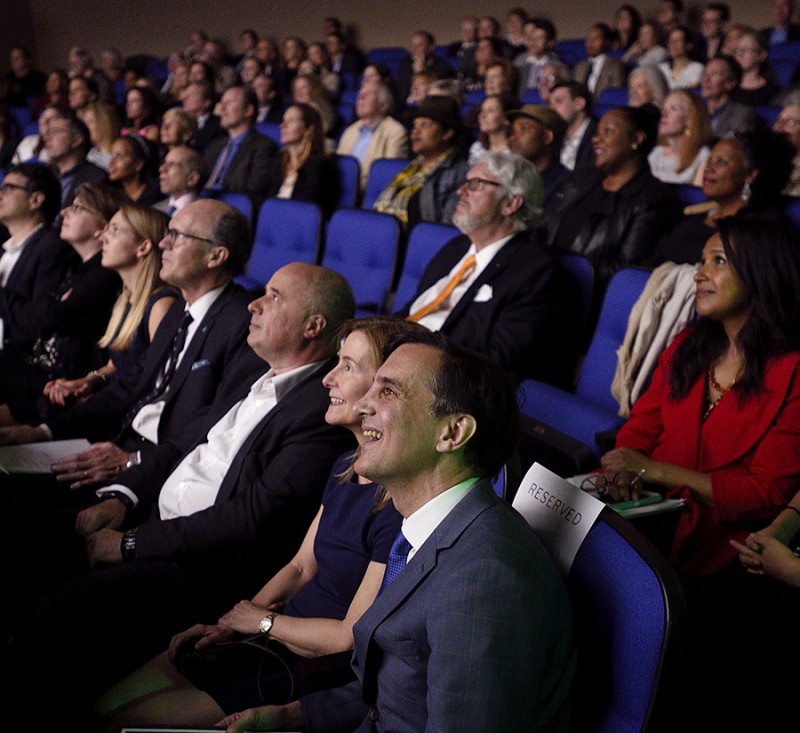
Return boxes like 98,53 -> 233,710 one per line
205,139 -> 233,190
407,254 -> 477,323
167,204 -> 177,217
380,531 -> 412,593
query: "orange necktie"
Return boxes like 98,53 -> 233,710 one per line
407,254 -> 477,323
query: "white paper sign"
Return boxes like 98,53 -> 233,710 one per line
512,462 -> 605,576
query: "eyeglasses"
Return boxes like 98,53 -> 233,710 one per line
460,177 -> 502,192
162,228 -> 218,248
0,182 -> 31,195
66,202 -> 99,217
776,117 -> 800,129
580,471 -> 645,500
43,126 -> 71,138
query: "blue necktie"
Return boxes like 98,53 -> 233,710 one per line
167,204 -> 177,217
380,531 -> 412,593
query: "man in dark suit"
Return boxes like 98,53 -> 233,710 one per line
760,0 -> 800,46
183,80 -> 223,153
153,144 -> 208,216
203,85 -> 278,202
700,55 -> 761,138
0,199 -> 255,488
0,162 -> 71,351
42,109 -> 107,208
218,330 -> 576,733
9,262 -> 356,723
395,151 -> 574,385
549,80 -> 598,172
572,23 -> 628,103
326,30 -> 365,84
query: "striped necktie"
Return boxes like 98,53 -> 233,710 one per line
407,254 -> 477,323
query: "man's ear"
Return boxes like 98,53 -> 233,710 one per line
206,245 -> 230,269
435,413 -> 477,454
304,313 -> 327,340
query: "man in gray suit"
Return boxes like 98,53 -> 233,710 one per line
700,55 -> 760,138
219,331 -> 576,733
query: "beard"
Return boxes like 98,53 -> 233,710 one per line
452,207 -> 497,234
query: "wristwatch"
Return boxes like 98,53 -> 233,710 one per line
120,528 -> 137,561
126,451 -> 142,470
258,612 -> 278,636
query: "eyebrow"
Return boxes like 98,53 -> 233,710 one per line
376,374 -> 405,393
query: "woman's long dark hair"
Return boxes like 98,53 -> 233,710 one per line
669,213 -> 800,402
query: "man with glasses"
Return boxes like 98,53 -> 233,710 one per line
0,199 -> 256,490
395,151 -> 575,384
0,162 -> 71,351
42,109 -> 107,208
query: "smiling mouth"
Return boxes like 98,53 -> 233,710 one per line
329,396 -> 346,405
362,428 -> 383,441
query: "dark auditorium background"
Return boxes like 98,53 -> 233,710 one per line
0,0 -> 772,74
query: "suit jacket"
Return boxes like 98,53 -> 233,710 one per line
190,113 -> 223,153
117,356 -> 354,583
301,480 -> 576,733
572,55 -> 628,102
573,117 -> 598,172
396,232 -> 577,385
616,332 -> 800,578
266,155 -> 340,219
336,116 -> 409,189
204,129 -> 279,201
59,158 -> 108,208
0,225 -> 73,347
47,283 -> 255,459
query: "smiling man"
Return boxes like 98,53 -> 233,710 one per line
219,330 -> 576,733
395,150 -> 575,385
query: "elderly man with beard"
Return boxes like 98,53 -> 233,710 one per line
395,150 -> 575,384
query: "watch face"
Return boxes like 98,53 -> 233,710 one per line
259,615 -> 273,634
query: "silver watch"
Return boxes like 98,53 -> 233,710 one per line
258,612 -> 277,635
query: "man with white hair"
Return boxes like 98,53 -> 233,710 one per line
395,151 -> 574,383
336,81 -> 408,190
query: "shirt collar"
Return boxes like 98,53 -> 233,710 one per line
2,222 -> 43,254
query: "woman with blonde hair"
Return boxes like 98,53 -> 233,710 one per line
648,90 -> 712,184
79,101 -> 121,171
291,73 -> 337,140
159,107 -> 197,152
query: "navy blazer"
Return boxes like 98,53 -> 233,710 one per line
204,129 -> 279,201
47,282 -> 255,457
0,225 -> 73,347
301,480 -> 576,733
396,232 -> 576,384
118,356 -> 355,584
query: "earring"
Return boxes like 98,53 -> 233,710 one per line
631,142 -> 638,150
741,182 -> 751,203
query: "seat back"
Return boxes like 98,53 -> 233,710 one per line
555,252 -> 595,351
568,508 -> 686,733
575,267 -> 652,411
596,86 -> 628,108
203,190 -> 254,225
361,158 -> 409,209
390,221 -> 459,312
335,154 -> 361,209
255,121 -> 282,145
236,198 -> 322,290
668,183 -> 706,208
321,209 -> 401,314
365,46 -> 408,78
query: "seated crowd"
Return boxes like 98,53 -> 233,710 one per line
2,2 -> 800,732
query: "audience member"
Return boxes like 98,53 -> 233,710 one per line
507,104 -> 569,206
601,214 -> 800,732
549,80 -> 598,171
214,329 -> 576,733
43,108 -> 107,208
267,103 -> 338,219
196,38 -> 238,95
373,95 -> 468,229
656,0 -> 685,39
0,104 -> 20,169
623,21 -> 669,67
0,163 -> 71,351
658,25 -> 705,90
159,107 -> 197,152
395,31 -> 454,109
447,17 -> 479,83
774,99 -> 800,195
290,73 -> 337,140
67,75 -> 99,113
95,316 -> 419,729
108,135 -> 161,205
505,6 -> 529,53
182,80 -> 222,153
154,144 -> 208,215
325,30 -> 365,84
760,0 -> 800,46
396,151 -> 575,385
304,42 -> 341,102
79,101 -> 121,171
612,4 -> 642,50
483,58 -> 520,101
463,37 -> 502,92
731,29 -> 781,106
203,85 -> 278,202
6,262 -> 356,727
627,65 -> 670,108
700,55 -> 760,137
336,81 -> 409,190
29,68 -> 69,120
514,18 -> 561,100
539,105 -> 679,292
700,2 -> 730,61
0,182 -> 122,403
1,45 -> 46,109
467,93 -> 512,165
251,74 -> 282,124
238,57 -> 263,87
573,22 -> 629,103
537,60 -> 571,103
11,102 -> 59,165
122,85 -> 161,142
648,90 -> 712,184
279,36 -> 307,96
159,52 -> 190,106
478,14 -> 516,59
652,130 -> 794,264
721,21 -> 751,55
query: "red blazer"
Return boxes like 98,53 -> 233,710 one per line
616,330 -> 800,577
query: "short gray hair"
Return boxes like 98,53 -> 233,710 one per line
481,151 -> 544,230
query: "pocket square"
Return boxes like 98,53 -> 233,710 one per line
473,284 -> 493,303
191,358 -> 211,371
